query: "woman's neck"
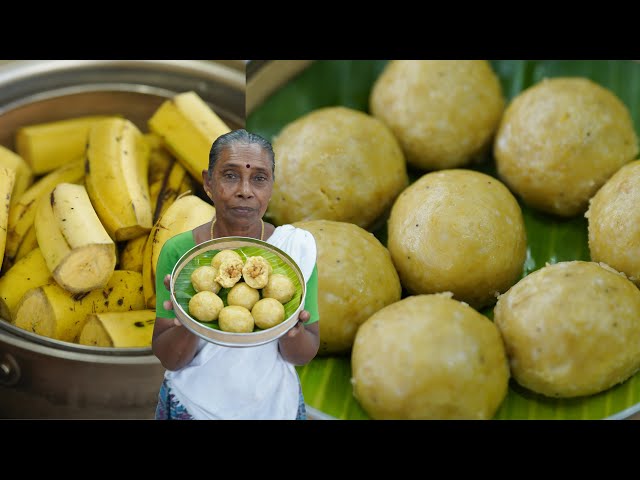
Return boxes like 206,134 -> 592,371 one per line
211,218 -> 264,240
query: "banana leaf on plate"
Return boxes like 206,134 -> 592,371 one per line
246,60 -> 640,420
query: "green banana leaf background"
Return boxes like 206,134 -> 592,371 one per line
246,60 -> 640,420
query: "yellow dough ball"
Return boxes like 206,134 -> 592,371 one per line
587,160 -> 640,286
494,261 -> 640,398
268,106 -> 408,229
218,305 -> 254,333
227,282 -> 260,311
251,298 -> 286,330
190,265 -> 221,294
494,77 -> 638,217
211,249 -> 243,270
241,255 -> 272,289
370,60 -> 505,171
351,293 -> 510,420
215,257 -> 244,289
292,219 -> 402,355
387,169 -> 527,310
188,291 -> 224,322
262,273 -> 296,304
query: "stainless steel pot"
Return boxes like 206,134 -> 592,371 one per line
0,60 -> 246,419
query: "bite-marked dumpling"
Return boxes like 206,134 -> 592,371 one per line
215,257 -> 244,289
211,249 -> 243,270
241,255 -> 272,289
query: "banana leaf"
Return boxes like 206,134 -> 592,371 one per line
246,60 -> 640,420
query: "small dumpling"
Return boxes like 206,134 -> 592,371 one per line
211,249 -> 243,270
242,256 -> 272,289
252,298 -> 286,330
190,265 -> 221,294
262,273 -> 296,304
227,282 -> 260,311
218,305 -> 255,333
215,257 -> 244,289
188,291 -> 224,322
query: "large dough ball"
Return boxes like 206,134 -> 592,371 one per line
587,160 -> 640,286
252,298 -> 286,330
292,219 -> 402,355
188,291 -> 224,322
227,282 -> 260,311
351,293 -> 510,420
268,106 -> 408,229
494,261 -> 640,398
190,265 -> 221,294
262,273 -> 296,304
387,169 -> 527,310
218,305 -> 254,333
369,60 -> 505,171
494,77 -> 638,217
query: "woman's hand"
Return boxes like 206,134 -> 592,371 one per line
162,274 -> 181,327
278,310 -> 320,366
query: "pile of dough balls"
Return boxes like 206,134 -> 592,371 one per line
494,77 -> 638,217
187,249 -> 298,334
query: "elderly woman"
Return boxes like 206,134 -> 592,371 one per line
152,129 -> 320,420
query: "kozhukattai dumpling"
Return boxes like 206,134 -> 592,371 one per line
227,282 -> 260,311
215,257 -> 244,289
211,249 -> 243,270
586,159 -> 640,286
494,261 -> 640,398
188,291 -> 224,322
251,298 -> 285,330
494,77 -> 638,217
262,273 -> 296,304
218,305 -> 254,333
190,265 -> 221,294
351,293 -> 510,420
242,255 -> 272,289
387,169 -> 527,310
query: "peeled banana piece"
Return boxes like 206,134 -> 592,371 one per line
34,182 -> 116,294
0,167 -> 16,272
78,309 -> 156,348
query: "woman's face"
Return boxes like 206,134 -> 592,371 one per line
203,143 -> 274,227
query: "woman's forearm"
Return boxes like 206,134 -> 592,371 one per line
278,322 -> 320,366
152,319 -> 200,371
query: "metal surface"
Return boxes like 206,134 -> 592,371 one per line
0,60 -> 246,419
171,237 -> 306,347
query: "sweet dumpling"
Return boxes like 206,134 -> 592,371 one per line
262,273 -> 296,304
226,282 -> 260,311
218,305 -> 255,333
251,298 -> 285,330
188,291 -> 224,322
211,249 -> 243,270
190,265 -> 221,294
215,257 -> 244,289
242,255 -> 272,289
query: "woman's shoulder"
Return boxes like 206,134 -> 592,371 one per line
268,224 -> 317,282
270,224 -> 316,246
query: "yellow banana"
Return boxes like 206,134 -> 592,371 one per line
77,309 -> 155,348
0,167 -> 16,271
152,159 -> 190,223
0,247 -> 52,322
142,194 -> 215,308
85,118 -> 153,242
13,269 -> 146,343
0,145 -> 33,203
145,133 -> 174,186
4,159 -> 84,263
13,224 -> 39,265
148,91 -> 231,180
15,115 -> 116,175
119,234 -> 147,273
34,183 -> 116,294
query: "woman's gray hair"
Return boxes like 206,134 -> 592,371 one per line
208,129 -> 275,179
